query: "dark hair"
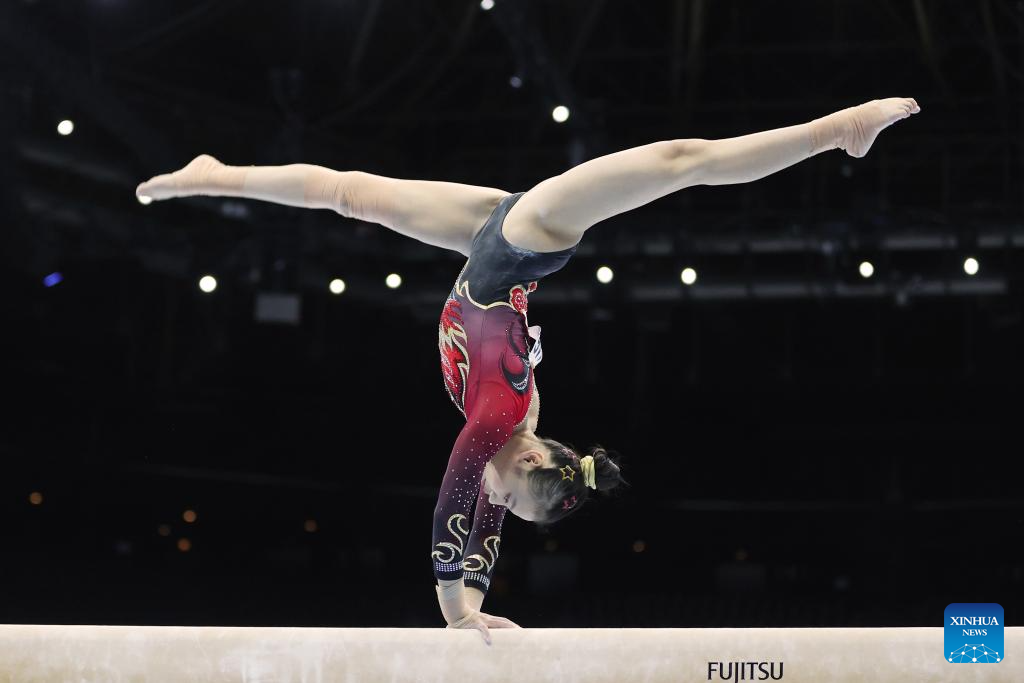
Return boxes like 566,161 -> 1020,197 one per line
527,438 -> 629,528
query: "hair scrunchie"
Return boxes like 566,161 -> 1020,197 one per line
580,455 -> 597,490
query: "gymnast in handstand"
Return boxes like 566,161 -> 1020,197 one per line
137,96 -> 920,644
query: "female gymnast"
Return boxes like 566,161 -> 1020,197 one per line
137,96 -> 920,643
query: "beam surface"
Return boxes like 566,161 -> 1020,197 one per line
0,625 -> 1020,682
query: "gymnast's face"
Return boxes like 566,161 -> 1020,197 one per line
483,447 -> 549,522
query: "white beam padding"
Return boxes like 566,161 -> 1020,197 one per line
0,625 -> 1020,682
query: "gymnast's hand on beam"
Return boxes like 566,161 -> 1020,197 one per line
446,608 -> 521,645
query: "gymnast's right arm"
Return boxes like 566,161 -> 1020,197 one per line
431,408 -> 521,640
431,415 -> 494,621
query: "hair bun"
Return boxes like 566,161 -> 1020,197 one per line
590,446 -> 629,492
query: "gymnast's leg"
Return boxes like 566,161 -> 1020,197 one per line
504,97 -> 921,250
136,157 -> 509,256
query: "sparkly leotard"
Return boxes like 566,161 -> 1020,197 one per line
432,192 -> 578,594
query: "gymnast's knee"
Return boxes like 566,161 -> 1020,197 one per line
327,170 -> 393,223
328,170 -> 362,218
666,138 -> 711,186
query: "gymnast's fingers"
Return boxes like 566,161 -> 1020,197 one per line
479,612 -> 522,629
476,621 -> 492,645
473,614 -> 516,630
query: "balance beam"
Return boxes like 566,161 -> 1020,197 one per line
0,625 -> 1020,682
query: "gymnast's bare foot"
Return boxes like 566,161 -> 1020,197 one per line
811,97 -> 922,158
136,154 -> 239,201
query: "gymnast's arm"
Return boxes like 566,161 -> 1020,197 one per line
431,401 -> 518,626
461,477 -> 508,608
460,383 -> 538,611
464,586 -> 486,612
438,452 -> 510,620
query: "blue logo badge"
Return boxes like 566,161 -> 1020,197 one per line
945,603 -> 1004,663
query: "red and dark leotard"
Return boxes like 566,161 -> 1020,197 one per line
432,192 -> 578,595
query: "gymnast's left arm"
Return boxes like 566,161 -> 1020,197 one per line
464,586 -> 486,613
462,479 -> 508,609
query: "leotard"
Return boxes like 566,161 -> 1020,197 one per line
432,191 -> 578,594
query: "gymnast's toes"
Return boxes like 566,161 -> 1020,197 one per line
136,173 -> 178,201
136,154 -> 225,201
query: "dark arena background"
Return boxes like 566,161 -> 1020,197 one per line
1,0 -> 1021,645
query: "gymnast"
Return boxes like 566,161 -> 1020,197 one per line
136,96 -> 920,643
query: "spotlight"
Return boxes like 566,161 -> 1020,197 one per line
57,119 -> 74,136
198,275 -> 217,293
551,105 -> 569,123
385,273 -> 402,289
329,278 -> 346,295
480,0 -> 494,9
680,267 -> 697,286
509,75 -> 523,89
137,194 -> 153,205
963,257 -> 979,276
596,266 -> 614,284
859,261 -> 874,278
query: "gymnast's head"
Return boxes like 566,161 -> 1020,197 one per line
483,436 -> 628,524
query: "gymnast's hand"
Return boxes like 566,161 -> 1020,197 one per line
446,608 -> 521,645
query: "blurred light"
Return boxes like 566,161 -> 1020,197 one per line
43,272 -> 63,288
255,292 -> 300,325
137,194 -> 153,205
859,261 -> 874,278
182,509 -> 197,523
304,519 -> 318,533
220,200 -> 248,219
596,265 -> 614,284
964,257 -> 979,276
480,0 -> 494,9
551,105 -> 570,123
28,491 -> 43,505
157,524 -> 171,537
57,119 -> 74,136
329,278 -> 346,295
680,267 -> 697,285
632,539 -> 646,553
177,538 -> 192,552
199,275 -> 217,293
385,273 -> 402,289
543,539 -> 558,552
509,75 -> 523,89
